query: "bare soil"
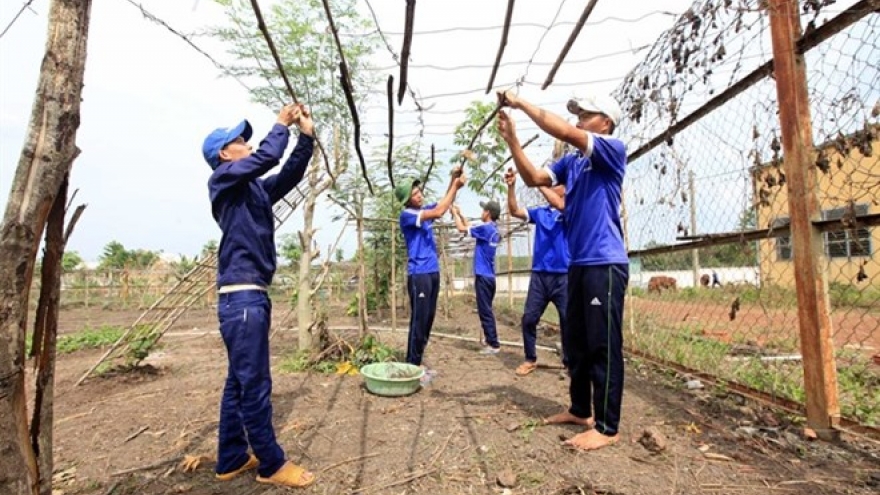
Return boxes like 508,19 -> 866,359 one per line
630,295 -> 880,351
41,298 -> 880,495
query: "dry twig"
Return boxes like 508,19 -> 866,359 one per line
110,457 -> 179,477
319,452 -> 381,474
124,426 -> 149,443
350,468 -> 437,494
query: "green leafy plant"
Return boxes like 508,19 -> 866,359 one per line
36,325 -> 126,355
280,333 -> 403,374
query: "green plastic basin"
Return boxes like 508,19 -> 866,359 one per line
360,362 -> 424,397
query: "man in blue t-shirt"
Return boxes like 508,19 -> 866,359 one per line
394,167 -> 466,373
497,90 -> 629,452
504,169 -> 570,376
451,200 -> 502,354
203,104 -> 315,487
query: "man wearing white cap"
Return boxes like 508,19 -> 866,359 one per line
496,91 -> 629,452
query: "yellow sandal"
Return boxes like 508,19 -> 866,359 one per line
256,461 -> 316,488
215,454 -> 258,481
515,362 -> 538,376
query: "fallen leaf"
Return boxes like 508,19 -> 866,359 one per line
336,361 -> 356,375
683,422 -> 702,435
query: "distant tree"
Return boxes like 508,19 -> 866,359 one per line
98,241 -> 128,269
707,206 -> 758,267
278,233 -> 303,266
97,241 -> 159,270
641,240 -> 691,271
201,239 -> 218,258
335,247 -> 344,262
61,251 -> 82,271
641,205 -> 760,271
173,255 -> 199,280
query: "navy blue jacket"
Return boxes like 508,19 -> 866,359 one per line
208,124 -> 314,288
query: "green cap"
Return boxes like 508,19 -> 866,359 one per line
393,179 -> 421,207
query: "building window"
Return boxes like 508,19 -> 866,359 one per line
771,204 -> 872,261
823,204 -> 872,258
773,217 -> 792,261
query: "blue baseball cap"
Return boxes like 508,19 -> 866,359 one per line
202,119 -> 253,169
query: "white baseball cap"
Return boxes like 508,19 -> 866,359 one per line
566,94 -> 622,126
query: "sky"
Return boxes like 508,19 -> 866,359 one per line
0,0 -> 698,263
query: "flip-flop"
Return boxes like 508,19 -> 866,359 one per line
515,362 -> 538,376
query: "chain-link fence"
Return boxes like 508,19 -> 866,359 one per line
614,0 -> 879,432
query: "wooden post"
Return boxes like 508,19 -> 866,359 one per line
391,220 -> 397,332
689,171 -> 700,288
768,0 -> 839,439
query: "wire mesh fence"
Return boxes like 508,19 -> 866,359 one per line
614,0 -> 879,431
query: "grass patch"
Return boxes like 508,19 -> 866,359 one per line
627,313 -> 880,426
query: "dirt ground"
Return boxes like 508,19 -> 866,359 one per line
41,299 -> 880,495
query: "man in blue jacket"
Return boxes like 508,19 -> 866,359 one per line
497,91 -> 628,452
503,169 -> 569,376
202,103 -> 315,488
451,200 -> 502,354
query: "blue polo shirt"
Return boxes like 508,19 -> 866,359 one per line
208,126 -> 314,287
548,132 -> 628,266
525,206 -> 569,273
469,222 -> 500,278
400,203 -> 440,275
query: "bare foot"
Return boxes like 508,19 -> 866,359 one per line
563,429 -> 619,451
543,410 -> 594,427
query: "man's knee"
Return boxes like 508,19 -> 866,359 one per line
521,309 -> 542,327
